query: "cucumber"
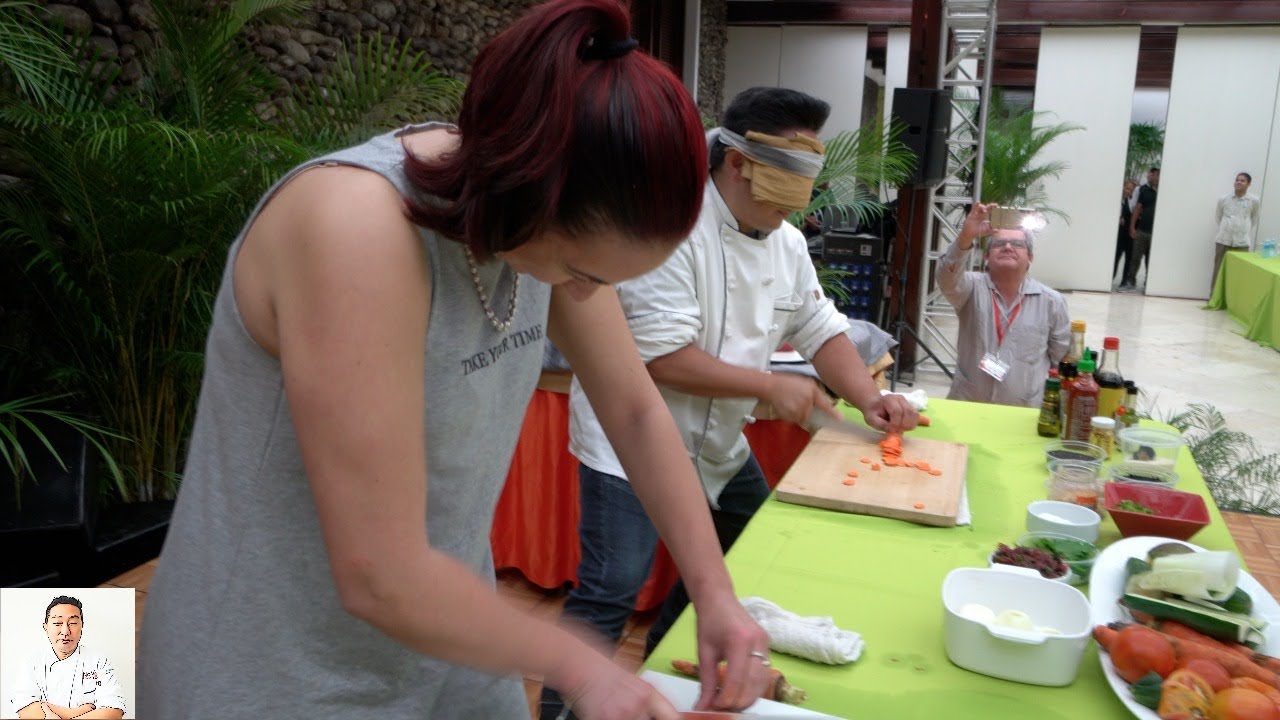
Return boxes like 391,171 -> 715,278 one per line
1121,592 -> 1266,644
1220,587 -> 1255,615
1126,557 -> 1153,578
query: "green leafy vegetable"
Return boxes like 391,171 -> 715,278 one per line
1118,499 -> 1156,514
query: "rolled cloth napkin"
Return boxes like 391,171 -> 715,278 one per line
740,597 -> 865,665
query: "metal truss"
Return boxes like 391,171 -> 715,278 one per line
915,0 -> 997,374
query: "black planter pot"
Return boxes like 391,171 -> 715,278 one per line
1,423 -> 172,587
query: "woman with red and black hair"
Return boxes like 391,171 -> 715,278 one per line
137,0 -> 770,718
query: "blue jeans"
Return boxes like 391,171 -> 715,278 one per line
560,456 -> 770,645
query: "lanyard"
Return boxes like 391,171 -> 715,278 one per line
991,289 -> 1024,348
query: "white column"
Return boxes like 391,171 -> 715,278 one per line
1147,26 -> 1280,299
1029,26 -> 1141,292
682,0 -> 700,98
1252,58 -> 1280,253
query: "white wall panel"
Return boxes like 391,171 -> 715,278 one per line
724,26 -> 782,104
1030,27 -> 1141,292
778,26 -> 868,137
1255,72 -> 1280,250
1147,27 -> 1280,299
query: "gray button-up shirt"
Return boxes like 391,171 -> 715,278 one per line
1215,192 -> 1261,248
936,241 -> 1071,408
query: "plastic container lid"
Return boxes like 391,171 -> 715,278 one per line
1103,337 -> 1120,350
1047,378 -> 1061,389
1091,417 -> 1116,430
1118,426 -> 1185,448
1079,358 -> 1096,373
1071,320 -> 1086,332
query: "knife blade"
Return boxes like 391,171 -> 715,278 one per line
806,407 -> 880,443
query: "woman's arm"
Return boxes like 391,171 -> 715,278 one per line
549,285 -> 771,711
252,169 -> 671,720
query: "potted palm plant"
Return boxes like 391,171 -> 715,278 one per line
0,0 -> 461,585
981,90 -> 1083,224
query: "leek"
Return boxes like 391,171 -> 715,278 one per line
1143,551 -> 1239,601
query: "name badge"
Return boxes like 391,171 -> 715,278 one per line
979,352 -> 1009,382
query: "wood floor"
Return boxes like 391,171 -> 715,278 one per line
101,511 -> 1280,719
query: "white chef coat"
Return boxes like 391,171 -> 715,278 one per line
6,645 -> 127,716
1214,192 -> 1261,248
569,181 -> 849,506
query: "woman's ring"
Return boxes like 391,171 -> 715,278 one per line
749,651 -> 771,666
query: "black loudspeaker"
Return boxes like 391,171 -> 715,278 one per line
891,87 -> 952,186
820,230 -> 884,324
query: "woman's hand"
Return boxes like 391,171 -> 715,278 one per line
559,658 -> 679,720
691,590 -> 772,711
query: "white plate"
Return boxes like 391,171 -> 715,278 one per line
1088,536 -> 1280,719
641,670 -> 845,719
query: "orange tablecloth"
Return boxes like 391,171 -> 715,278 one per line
491,389 -> 811,610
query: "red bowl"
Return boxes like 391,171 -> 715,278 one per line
1103,482 -> 1211,541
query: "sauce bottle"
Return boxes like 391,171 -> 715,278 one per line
1068,357 -> 1100,442
1038,378 -> 1063,438
1058,362 -> 1077,440
1096,336 -> 1126,420
1065,320 -> 1087,363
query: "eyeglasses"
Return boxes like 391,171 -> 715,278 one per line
988,238 -> 1029,250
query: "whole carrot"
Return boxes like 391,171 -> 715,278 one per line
1154,620 -> 1280,675
1094,624 -> 1120,652
1231,678 -> 1280,710
669,659 -> 808,705
917,414 -> 931,427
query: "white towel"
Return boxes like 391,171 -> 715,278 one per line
740,597 -> 865,665
880,387 -> 929,411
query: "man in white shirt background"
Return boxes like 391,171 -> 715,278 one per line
1212,172 -> 1261,287
542,86 -> 919,719
7,596 -> 126,719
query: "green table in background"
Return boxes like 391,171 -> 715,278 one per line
1207,251 -> 1280,350
644,398 -> 1241,720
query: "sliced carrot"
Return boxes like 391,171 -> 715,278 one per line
859,458 -> 871,464
847,471 -> 858,478
918,414 -> 931,427
871,463 -> 881,471
842,479 -> 855,486
929,469 -> 943,476
913,503 -> 925,509
915,462 -> 931,472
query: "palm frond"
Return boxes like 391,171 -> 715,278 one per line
285,33 -> 464,153
0,1 -> 79,109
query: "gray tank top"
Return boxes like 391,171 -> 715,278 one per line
138,124 -> 550,718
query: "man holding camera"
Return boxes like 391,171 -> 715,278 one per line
936,203 -> 1071,408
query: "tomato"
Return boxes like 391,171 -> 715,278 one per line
1157,686 -> 1211,720
1178,659 -> 1232,693
1211,688 -> 1280,720
1112,625 -> 1177,683
1158,670 -> 1215,720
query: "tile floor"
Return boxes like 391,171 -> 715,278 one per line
101,291 -> 1280,719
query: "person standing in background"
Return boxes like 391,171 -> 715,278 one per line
1114,180 -> 1136,289
1124,167 -> 1159,291
1212,172 -> 1261,287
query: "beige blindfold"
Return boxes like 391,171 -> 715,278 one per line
737,131 -> 826,212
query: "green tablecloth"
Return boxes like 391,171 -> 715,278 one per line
644,398 -> 1241,720
1207,251 -> 1280,350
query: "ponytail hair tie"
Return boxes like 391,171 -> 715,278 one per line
583,35 -> 638,60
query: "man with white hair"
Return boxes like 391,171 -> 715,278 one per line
936,203 -> 1071,408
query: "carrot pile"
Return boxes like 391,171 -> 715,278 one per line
1095,622 -> 1280,690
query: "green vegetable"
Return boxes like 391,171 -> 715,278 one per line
1219,587 -> 1255,615
1121,592 -> 1267,645
1130,671 -> 1163,709
1025,536 -> 1096,562
1118,499 -> 1155,514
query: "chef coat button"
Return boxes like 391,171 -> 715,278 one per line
725,331 -> 733,339
728,281 -> 737,290
770,324 -> 778,331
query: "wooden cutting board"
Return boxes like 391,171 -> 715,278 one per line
774,427 -> 969,526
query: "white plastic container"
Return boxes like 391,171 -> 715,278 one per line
1026,500 -> 1102,543
942,566 -> 1092,686
1116,426 -> 1185,468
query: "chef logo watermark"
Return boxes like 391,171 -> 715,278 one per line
0,587 -> 136,719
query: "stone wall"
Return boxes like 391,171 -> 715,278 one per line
37,0 -> 537,94
697,0 -> 726,120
